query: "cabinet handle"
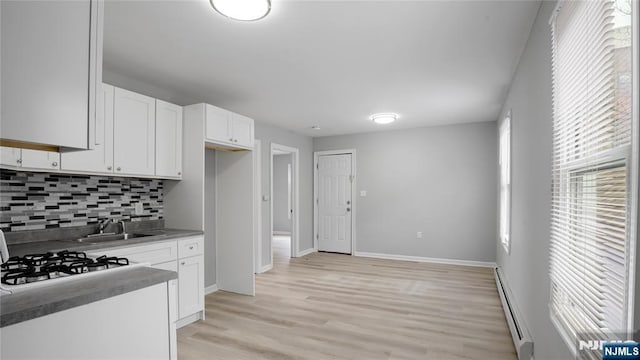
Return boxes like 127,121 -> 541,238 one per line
181,261 -> 186,266
16,159 -> 22,164
116,167 -> 121,171
189,246 -> 194,250
178,172 -> 181,176
229,138 -> 233,142
52,162 -> 58,167
107,166 -> 112,171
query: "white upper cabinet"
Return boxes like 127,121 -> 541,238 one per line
113,87 -> 156,176
231,113 -> 255,148
0,0 -> 103,150
156,100 -> 183,179
0,147 -> 60,172
204,104 -> 254,150
0,147 -> 22,168
61,84 -> 115,174
21,150 -> 61,171
205,105 -> 232,144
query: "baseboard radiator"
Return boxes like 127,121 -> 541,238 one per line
494,267 -> 534,360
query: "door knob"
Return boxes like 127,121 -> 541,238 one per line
52,162 -> 58,167
346,208 -> 351,212
346,200 -> 351,205
107,166 -> 112,171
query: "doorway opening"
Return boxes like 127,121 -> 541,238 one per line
270,143 -> 299,267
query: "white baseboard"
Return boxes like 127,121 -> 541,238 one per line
176,311 -> 204,329
205,284 -> 219,295
257,264 -> 273,273
354,251 -> 496,268
273,231 -> 291,236
296,247 -> 316,257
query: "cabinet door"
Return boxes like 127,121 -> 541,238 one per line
113,87 -> 156,176
0,0 -> 101,150
205,105 -> 232,144
155,100 -> 183,178
21,150 -> 60,170
178,255 -> 204,319
61,83 -> 115,174
231,114 -> 254,148
0,147 -> 22,168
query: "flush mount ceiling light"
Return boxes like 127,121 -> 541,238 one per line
210,0 -> 271,21
370,113 -> 398,125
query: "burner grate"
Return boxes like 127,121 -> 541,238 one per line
0,250 -> 131,286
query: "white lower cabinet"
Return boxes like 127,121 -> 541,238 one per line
1,283 -> 173,360
90,235 -> 205,327
178,254 -> 204,319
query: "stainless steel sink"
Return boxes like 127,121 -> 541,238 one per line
71,233 -> 155,243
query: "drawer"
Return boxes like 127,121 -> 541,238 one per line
178,236 -> 204,259
92,240 -> 178,265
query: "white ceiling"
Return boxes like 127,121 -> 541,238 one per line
103,0 -> 540,137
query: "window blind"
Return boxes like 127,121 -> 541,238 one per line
549,0 -> 634,356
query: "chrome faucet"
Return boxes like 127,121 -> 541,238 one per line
118,220 -> 126,235
98,218 -> 114,234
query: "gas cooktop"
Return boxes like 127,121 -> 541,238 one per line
0,250 -> 138,295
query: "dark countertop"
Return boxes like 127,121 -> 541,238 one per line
0,267 -> 177,328
1,228 -> 202,328
7,228 -> 204,257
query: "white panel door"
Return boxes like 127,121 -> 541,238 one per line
318,154 -> 352,254
0,147 -> 21,168
205,105 -> 231,144
61,83 -> 115,174
21,150 -> 61,171
113,87 -> 156,176
178,255 -> 204,319
231,114 -> 254,148
155,100 -> 183,178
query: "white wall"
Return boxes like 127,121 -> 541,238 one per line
273,154 -> 292,233
314,121 -> 497,263
255,122 -> 314,268
495,2 -> 572,359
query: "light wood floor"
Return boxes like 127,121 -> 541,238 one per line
177,236 -> 516,359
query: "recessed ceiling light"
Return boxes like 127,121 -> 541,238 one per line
370,113 -> 398,125
311,125 -> 321,130
210,0 -> 271,21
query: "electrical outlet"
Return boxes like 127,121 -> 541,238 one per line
134,202 -> 144,215
417,231 -> 423,239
